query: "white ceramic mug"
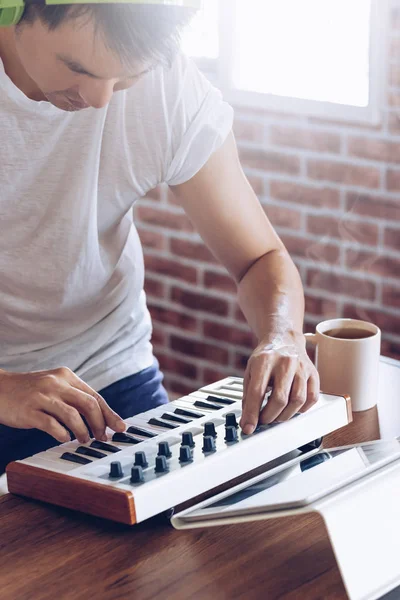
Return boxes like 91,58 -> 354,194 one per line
305,318 -> 381,412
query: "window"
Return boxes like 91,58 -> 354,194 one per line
182,0 -> 389,124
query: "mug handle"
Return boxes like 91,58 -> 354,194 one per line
304,332 -> 317,345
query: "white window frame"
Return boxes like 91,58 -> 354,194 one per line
211,0 -> 390,125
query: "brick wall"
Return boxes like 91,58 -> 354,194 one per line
135,1 -> 400,396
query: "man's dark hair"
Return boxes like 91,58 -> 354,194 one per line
18,4 -> 197,68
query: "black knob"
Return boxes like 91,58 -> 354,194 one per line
179,445 -> 193,464
225,413 -> 239,429
109,461 -> 123,479
155,455 -> 169,474
130,465 -> 144,484
204,422 -> 217,438
225,426 -> 238,443
202,435 -> 216,453
158,441 -> 172,458
134,451 -> 148,468
182,432 -> 195,448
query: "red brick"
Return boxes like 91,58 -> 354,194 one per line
307,116 -> 381,132
308,160 -> 380,188
388,93 -> 400,109
235,306 -> 247,323
348,137 -> 400,164
343,305 -> 400,336
170,335 -> 229,365
233,119 -> 264,143
169,238 -> 216,263
263,204 -> 302,230
280,234 -> 340,265
203,271 -> 237,294
148,303 -> 198,332
144,277 -> 165,298
239,147 -> 300,175
390,64 -> 400,87
307,270 -> 376,301
171,287 -> 229,317
387,169 -> 400,192
304,296 -> 339,318
346,192 -> 400,221
346,249 -> 400,279
247,175 -> 264,197
144,186 -> 163,202
270,181 -> 340,210
144,255 -> 198,284
203,321 -> 255,349
271,126 -> 340,153
388,112 -> 400,135
203,368 -> 232,385
382,284 -> 400,309
384,228 -> 400,251
164,377 -> 196,398
157,353 -> 198,380
136,206 -> 193,232
151,327 -> 167,347
307,215 -> 379,246
136,228 -> 165,250
381,339 -> 400,361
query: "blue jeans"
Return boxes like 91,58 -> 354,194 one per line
0,359 -> 168,474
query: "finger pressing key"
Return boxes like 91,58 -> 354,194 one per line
66,389 -> 108,442
241,365 -> 272,435
69,374 -> 126,434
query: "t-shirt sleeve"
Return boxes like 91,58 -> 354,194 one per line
161,54 -> 234,186
119,52 -> 234,196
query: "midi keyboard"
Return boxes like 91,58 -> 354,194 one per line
6,377 -> 352,525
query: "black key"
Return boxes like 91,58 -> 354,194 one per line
127,426 -> 157,439
193,400 -> 222,410
61,452 -> 92,465
161,412 -> 192,424
206,395 -> 236,406
76,446 -> 107,459
90,440 -> 121,454
148,418 -> 178,430
174,408 -> 204,419
112,432 -> 142,445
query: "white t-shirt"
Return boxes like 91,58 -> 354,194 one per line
0,52 -> 233,391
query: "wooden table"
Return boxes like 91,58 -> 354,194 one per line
0,358 -> 398,600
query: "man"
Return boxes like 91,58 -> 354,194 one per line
0,1 -> 319,473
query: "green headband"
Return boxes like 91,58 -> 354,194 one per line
0,0 -> 201,27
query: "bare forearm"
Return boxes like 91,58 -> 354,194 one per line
237,249 -> 305,344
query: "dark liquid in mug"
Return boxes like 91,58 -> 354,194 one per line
324,327 -> 375,340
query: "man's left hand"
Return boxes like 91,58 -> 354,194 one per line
240,333 -> 320,435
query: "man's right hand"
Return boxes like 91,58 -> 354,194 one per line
0,367 -> 126,444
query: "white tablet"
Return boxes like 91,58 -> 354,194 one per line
172,438 -> 400,526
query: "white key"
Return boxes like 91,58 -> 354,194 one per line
23,453 -> 79,473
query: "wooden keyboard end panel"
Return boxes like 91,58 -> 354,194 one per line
6,462 -> 137,525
